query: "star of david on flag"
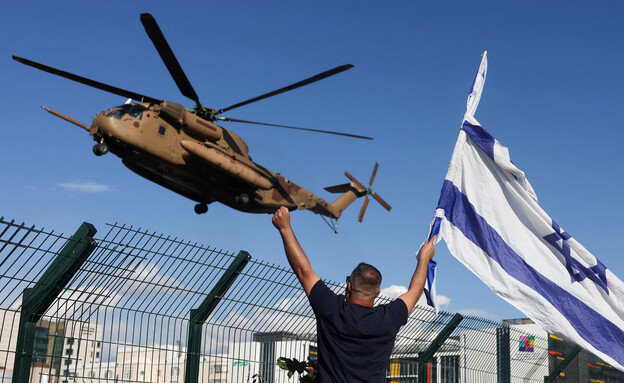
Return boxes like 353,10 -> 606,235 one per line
433,111 -> 624,371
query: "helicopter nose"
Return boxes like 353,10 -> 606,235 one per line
91,113 -> 108,136
92,112 -> 122,138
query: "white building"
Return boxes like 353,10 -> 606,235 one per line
0,308 -> 102,383
74,344 -> 229,383
226,332 -> 317,383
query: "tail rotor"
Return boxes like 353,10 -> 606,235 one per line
345,163 -> 391,222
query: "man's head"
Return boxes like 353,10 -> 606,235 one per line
346,262 -> 382,306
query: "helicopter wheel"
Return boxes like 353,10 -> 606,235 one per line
194,203 -> 208,215
236,193 -> 250,205
93,142 -> 109,156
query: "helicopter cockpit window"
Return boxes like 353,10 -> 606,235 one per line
106,109 -> 125,120
128,107 -> 143,120
105,104 -> 146,120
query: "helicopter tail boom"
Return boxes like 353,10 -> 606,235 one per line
323,182 -> 366,218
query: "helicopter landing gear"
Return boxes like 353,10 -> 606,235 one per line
236,193 -> 250,205
194,203 -> 208,215
93,142 -> 109,156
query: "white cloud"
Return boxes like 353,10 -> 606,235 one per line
415,292 -> 451,309
47,285 -> 123,319
380,285 -> 407,299
457,308 -> 500,320
380,285 -> 450,310
435,294 -> 451,308
57,182 -> 112,193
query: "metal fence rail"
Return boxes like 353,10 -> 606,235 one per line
0,217 -> 621,383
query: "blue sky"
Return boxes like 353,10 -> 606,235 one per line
1,1 -> 623,321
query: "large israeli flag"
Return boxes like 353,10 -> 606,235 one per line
436,112 -> 624,370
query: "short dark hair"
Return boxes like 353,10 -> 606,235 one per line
349,263 -> 382,295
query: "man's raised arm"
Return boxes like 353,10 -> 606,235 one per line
398,236 -> 436,315
272,206 -> 320,295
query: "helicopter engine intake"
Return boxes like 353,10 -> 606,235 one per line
160,100 -> 222,142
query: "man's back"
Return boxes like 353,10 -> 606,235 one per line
308,280 -> 408,382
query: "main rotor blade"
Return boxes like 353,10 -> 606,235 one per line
344,171 -> 366,191
358,196 -> 370,223
13,56 -> 161,104
369,162 -> 379,186
217,117 -> 372,140
140,13 -> 201,107
372,193 -> 392,211
217,64 -> 354,114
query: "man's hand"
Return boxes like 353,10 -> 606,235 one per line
399,235 -> 436,315
272,206 -> 292,233
418,235 -> 436,263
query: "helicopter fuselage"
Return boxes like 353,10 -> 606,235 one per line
89,102 -> 329,215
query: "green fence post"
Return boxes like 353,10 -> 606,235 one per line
417,313 -> 463,383
12,222 -> 97,383
184,250 -> 251,383
544,345 -> 581,383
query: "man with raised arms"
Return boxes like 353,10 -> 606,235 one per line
272,206 -> 436,382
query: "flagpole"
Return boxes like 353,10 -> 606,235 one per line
422,52 -> 489,313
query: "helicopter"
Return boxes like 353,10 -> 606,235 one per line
13,13 -> 391,231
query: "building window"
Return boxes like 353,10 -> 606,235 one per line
210,365 -> 227,373
259,342 -> 275,382
159,126 -> 166,135
66,338 -> 74,345
124,367 -> 132,379
440,355 -> 460,383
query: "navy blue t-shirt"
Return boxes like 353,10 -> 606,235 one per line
308,280 -> 408,382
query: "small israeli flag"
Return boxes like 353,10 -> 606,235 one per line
419,212 -> 443,312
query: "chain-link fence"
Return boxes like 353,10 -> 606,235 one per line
0,217 -> 621,383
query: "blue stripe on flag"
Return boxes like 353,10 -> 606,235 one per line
438,179 -> 624,365
462,120 -> 495,160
